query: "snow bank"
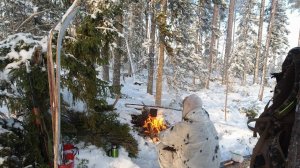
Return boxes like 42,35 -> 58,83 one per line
75,145 -> 139,168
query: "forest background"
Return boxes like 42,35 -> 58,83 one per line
0,0 -> 299,167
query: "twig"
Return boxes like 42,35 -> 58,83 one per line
15,9 -> 51,31
112,95 -> 120,107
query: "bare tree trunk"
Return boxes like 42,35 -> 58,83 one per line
216,14 -> 221,69
113,14 -> 123,95
221,38 -> 226,84
196,0 -> 204,54
205,3 -> 219,89
298,27 -> 300,47
145,1 -> 149,40
147,0 -> 155,95
258,0 -> 277,101
232,3 -> 237,51
223,0 -> 235,122
128,5 -> 133,75
155,0 -> 167,106
224,75 -> 229,121
253,0 -> 266,84
242,67 -> 247,85
193,0 -> 204,85
102,41 -> 110,82
223,0 -> 235,86
125,35 -> 134,76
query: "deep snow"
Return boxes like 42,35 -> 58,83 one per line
0,33 -> 274,166
73,76 -> 274,168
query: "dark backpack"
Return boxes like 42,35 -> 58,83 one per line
248,47 -> 300,168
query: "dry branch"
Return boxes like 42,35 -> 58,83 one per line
125,103 -> 181,111
15,9 -> 51,31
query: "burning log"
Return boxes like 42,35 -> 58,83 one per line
131,107 -> 168,142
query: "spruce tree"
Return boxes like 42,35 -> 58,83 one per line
0,33 -> 52,167
230,0 -> 258,85
62,3 -> 138,157
268,0 -> 290,72
165,0 -> 208,91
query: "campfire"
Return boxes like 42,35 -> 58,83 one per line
131,107 -> 168,142
143,109 -> 167,141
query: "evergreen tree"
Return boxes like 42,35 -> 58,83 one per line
62,2 -> 138,156
165,0 -> 208,91
268,0 -> 290,72
0,0 -> 69,40
230,0 -> 258,85
126,1 -> 147,72
0,2 -> 140,166
0,33 -> 52,167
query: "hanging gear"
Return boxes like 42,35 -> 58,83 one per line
58,144 -> 79,168
248,47 -> 300,168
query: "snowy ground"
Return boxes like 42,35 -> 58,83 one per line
74,76 -> 274,168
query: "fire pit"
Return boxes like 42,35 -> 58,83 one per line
131,107 -> 168,142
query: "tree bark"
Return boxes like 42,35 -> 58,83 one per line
223,0 -> 235,85
145,1 -> 149,40
102,41 -> 110,82
258,0 -> 277,101
196,0 -> 204,54
253,0 -> 266,84
155,0 -> 167,106
147,0 -> 155,95
113,14 -> 123,95
298,27 -> 300,47
205,3 -> 219,89
224,76 -> 229,121
127,4 -> 134,75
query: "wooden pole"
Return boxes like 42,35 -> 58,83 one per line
47,1 -> 80,167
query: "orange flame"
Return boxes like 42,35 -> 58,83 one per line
143,114 -> 167,142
